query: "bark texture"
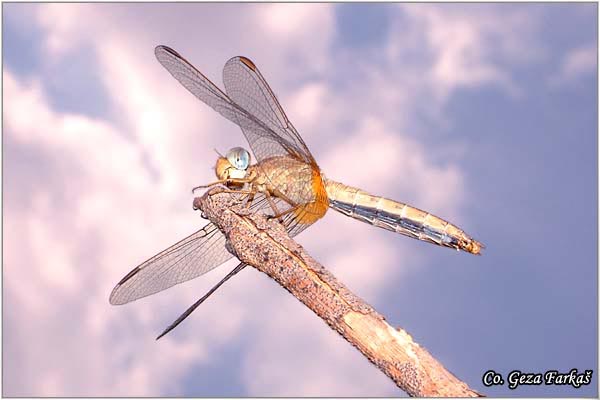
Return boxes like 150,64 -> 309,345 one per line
194,189 -> 483,397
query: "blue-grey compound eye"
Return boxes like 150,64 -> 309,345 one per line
226,147 -> 250,170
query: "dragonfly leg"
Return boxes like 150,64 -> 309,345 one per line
214,188 -> 255,196
263,191 -> 283,221
244,191 -> 256,210
271,203 -> 303,220
261,191 -> 303,224
265,188 -> 302,221
192,179 -> 227,193
271,188 -> 298,208
192,177 -> 254,194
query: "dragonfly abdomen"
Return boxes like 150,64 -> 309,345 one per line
324,180 -> 483,255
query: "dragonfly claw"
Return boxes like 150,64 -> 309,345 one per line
266,214 -> 285,224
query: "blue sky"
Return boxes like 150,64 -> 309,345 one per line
3,3 -> 597,397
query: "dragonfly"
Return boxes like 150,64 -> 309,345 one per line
109,45 -> 484,340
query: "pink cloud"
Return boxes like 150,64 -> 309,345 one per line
4,2 -> 524,396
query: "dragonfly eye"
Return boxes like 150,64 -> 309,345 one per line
226,147 -> 250,170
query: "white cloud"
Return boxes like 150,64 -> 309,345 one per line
253,3 -> 335,77
2,66 -> 249,396
260,3 -> 327,37
3,3 -> 341,397
240,291 -> 399,396
385,4 -> 541,103
550,44 -> 597,87
36,3 -> 89,57
4,2 -> 519,397
285,82 -> 329,131
321,116 -> 465,218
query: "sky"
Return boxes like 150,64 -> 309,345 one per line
2,3 -> 597,397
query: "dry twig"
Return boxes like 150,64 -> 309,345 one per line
194,189 -> 483,397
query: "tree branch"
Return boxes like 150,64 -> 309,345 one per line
194,189 -> 483,397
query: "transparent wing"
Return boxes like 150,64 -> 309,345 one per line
153,46 -> 324,268
155,46 -> 240,126
109,191 -> 312,305
113,49 -> 323,307
153,194 -> 313,340
252,192 -> 314,238
155,46 -> 315,165
222,56 -> 314,164
109,222 -> 232,305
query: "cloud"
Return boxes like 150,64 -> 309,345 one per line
240,297 -> 399,396
253,3 -> 335,77
36,3 -> 91,58
4,3 -> 342,396
3,2 -> 542,396
3,32 -> 260,392
384,4 -> 542,104
321,116 -> 464,215
549,44 -> 597,87
4,68 -> 210,396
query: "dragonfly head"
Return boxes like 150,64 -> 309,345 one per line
215,147 -> 251,180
